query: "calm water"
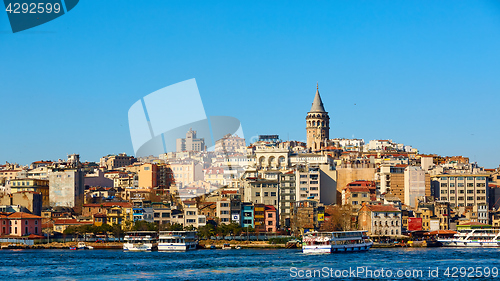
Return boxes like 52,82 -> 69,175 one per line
1,248 -> 500,280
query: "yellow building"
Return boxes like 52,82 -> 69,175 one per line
106,205 -> 134,229
415,208 -> 432,231
10,178 -> 49,207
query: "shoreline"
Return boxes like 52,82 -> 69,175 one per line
0,240 -> 431,250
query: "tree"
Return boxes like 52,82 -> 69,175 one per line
162,223 -> 183,231
42,227 -> 53,243
111,224 -> 125,241
131,220 -> 158,231
184,225 -> 196,231
320,204 -> 353,231
197,224 -> 215,239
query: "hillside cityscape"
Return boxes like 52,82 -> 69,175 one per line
1,86 -> 499,240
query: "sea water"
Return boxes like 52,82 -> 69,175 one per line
1,248 -> 500,280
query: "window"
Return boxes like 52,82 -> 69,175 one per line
458,183 -> 464,187
271,192 -> 276,197
267,221 -> 273,226
467,197 -> 474,201
441,183 -> 448,187
353,193 -> 358,197
457,177 -> 463,180
25,221 -> 28,225
450,190 -> 455,194
450,183 -> 455,187
264,192 -> 268,197
352,201 -> 358,205
467,183 -> 473,187
267,213 -> 273,218
256,192 -> 260,197
449,177 -> 455,180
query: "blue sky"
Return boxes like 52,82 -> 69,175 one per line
1,1 -> 499,167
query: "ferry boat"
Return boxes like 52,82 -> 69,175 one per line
438,229 -> 500,247
158,231 -> 197,251
302,231 -> 373,254
123,231 -> 158,251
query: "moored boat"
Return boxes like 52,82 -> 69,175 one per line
438,229 -> 500,247
302,231 -> 373,254
158,231 -> 197,251
77,242 -> 94,250
123,231 -> 158,251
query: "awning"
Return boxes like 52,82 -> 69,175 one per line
424,230 -> 457,236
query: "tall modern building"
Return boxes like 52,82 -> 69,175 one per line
306,84 -> 330,151
176,128 -> 205,152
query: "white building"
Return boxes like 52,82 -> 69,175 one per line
404,166 -> 427,208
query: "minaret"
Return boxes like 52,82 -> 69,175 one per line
306,83 -> 330,151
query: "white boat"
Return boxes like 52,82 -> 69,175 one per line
158,231 -> 198,251
123,231 -> 158,251
302,231 -> 373,254
438,229 -> 500,247
222,243 -> 231,250
77,242 -> 93,250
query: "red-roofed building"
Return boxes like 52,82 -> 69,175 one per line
53,218 -> 93,233
82,202 -> 133,218
358,204 -> 402,237
0,212 -> 42,237
342,181 -> 377,208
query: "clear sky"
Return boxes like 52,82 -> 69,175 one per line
1,1 -> 500,167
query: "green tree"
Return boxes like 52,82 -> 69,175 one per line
111,224 -> 125,241
162,223 -> 183,231
131,220 -> 158,231
197,224 -> 215,239
184,225 -> 196,231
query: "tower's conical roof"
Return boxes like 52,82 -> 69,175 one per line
310,84 -> 326,113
